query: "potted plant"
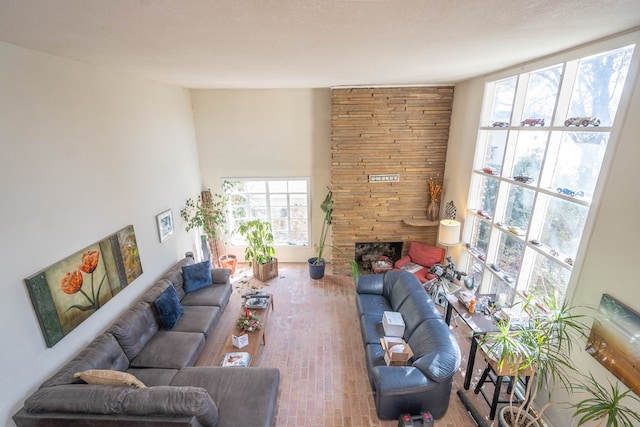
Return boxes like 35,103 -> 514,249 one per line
480,293 -> 589,427
308,189 -> 333,279
571,373 -> 640,427
236,219 -> 277,282
180,189 -> 227,266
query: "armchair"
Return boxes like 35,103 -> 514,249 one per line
394,241 -> 445,283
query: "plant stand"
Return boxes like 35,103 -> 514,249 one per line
253,258 -> 278,282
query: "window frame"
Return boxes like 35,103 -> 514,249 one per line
224,177 -> 311,247
461,36 -> 638,305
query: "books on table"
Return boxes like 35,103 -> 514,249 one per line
221,352 -> 252,367
400,262 -> 424,274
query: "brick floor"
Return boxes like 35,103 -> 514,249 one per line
196,263 -> 500,427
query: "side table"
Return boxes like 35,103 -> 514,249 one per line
444,293 -> 498,390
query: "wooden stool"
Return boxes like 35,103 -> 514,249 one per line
473,357 -> 533,420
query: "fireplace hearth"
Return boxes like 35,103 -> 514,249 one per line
355,242 -> 403,273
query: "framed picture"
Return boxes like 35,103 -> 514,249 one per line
156,209 -> 174,242
586,293 -> 640,395
25,225 -> 143,347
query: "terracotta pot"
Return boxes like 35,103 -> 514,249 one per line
218,254 -> 237,275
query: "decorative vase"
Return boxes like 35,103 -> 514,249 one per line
427,199 -> 440,221
308,257 -> 326,280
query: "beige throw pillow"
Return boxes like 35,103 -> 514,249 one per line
74,369 -> 146,389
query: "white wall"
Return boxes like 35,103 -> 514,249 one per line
444,31 -> 640,425
0,42 -> 202,426
190,89 -> 332,262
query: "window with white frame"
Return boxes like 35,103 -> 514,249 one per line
225,178 -> 310,246
461,43 -> 636,305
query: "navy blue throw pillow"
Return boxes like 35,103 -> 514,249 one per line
155,286 -> 184,330
182,260 -> 213,293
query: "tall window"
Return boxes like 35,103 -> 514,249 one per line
462,44 -> 635,304
225,178 -> 310,246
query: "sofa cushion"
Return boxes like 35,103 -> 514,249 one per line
181,282 -> 232,308
155,285 -> 184,330
41,333 -> 129,388
359,314 -> 386,345
108,302 -> 160,361
170,366 -> 280,427
396,289 -> 442,337
74,369 -> 146,389
139,279 -> 172,304
162,257 -> 195,300
130,331 -> 205,369
171,305 -> 221,338
182,260 -> 212,293
211,267 -> 231,284
408,318 -> 461,382
356,293 -> 392,317
122,386 -> 218,427
388,273 -> 424,311
126,368 -> 179,387
408,241 -> 445,270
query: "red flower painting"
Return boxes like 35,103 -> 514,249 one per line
61,250 -> 107,312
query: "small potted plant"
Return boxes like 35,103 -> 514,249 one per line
180,189 -> 227,265
236,219 -> 277,281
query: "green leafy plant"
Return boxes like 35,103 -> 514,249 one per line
480,292 -> 589,426
571,373 -> 640,427
180,189 -> 227,261
236,219 -> 275,266
314,188 -> 332,265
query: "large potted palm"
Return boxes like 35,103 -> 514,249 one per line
236,219 -> 277,282
480,293 -> 589,427
308,189 -> 332,279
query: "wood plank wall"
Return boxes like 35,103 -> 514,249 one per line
330,86 -> 454,275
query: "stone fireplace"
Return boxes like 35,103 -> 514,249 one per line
330,86 -> 454,275
355,241 -> 404,273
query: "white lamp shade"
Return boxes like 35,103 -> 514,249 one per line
438,219 -> 461,246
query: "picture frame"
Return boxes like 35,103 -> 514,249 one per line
24,225 -> 143,347
156,209 -> 174,242
586,293 -> 640,395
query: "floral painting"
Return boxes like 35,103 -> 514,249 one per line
25,225 -> 143,347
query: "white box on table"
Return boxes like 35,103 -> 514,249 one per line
382,311 -> 405,337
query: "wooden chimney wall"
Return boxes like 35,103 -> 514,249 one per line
330,86 -> 454,275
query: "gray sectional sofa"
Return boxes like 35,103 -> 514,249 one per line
13,256 -> 280,427
355,270 -> 461,419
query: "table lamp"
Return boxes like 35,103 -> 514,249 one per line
438,219 -> 461,257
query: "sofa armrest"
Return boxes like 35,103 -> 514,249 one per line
22,385 -> 217,427
355,274 -> 384,295
394,256 -> 411,268
371,366 -> 431,394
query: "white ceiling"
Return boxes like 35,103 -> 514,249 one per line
1,0 -> 639,88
